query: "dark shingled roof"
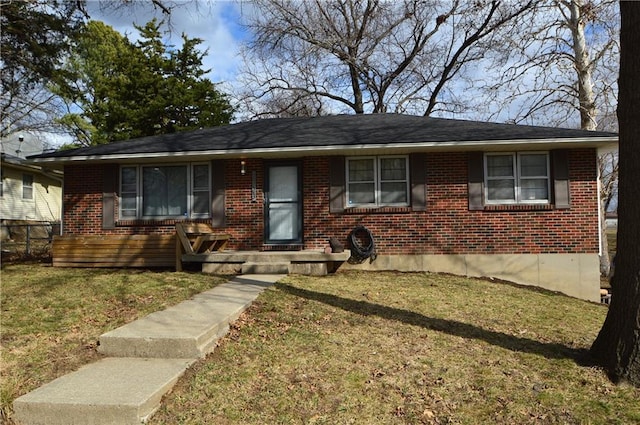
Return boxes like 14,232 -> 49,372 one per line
30,114 -> 617,160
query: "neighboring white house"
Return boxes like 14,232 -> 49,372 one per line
1,132 -> 63,227
1,152 -> 63,223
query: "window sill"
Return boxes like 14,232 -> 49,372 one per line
343,206 -> 412,214
482,204 -> 554,212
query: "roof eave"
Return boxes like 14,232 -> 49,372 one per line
2,157 -> 64,179
29,136 -> 619,165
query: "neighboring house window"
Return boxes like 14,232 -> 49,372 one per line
484,152 -> 550,204
120,163 -> 210,219
22,174 -> 33,200
346,156 -> 409,207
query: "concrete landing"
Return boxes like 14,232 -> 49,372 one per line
12,274 -> 282,425
187,250 -> 351,276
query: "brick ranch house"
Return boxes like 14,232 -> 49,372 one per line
29,114 -> 617,302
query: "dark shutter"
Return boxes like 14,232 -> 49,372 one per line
552,149 -> 570,209
102,164 -> 118,229
211,160 -> 226,227
468,151 -> 484,211
410,153 -> 427,211
329,156 -> 345,213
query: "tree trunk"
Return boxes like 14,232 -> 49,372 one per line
567,0 -> 611,275
590,1 -> 640,387
568,0 -> 598,131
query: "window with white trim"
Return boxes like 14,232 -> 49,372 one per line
346,156 -> 409,207
22,174 -> 33,200
120,163 -> 211,219
484,152 -> 550,204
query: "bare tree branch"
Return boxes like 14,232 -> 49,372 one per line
236,0 -> 536,118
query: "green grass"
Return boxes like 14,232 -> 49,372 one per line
150,272 -> 639,425
0,264 -> 228,423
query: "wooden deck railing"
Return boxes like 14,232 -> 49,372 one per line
51,224 -> 231,269
52,234 -> 175,268
175,223 -> 231,271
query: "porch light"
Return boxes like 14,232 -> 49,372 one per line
241,160 -> 246,175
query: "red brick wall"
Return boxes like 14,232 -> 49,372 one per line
63,165 -> 104,235
225,158 -> 265,249
62,148 -> 599,254
303,150 -> 598,255
63,165 -> 197,236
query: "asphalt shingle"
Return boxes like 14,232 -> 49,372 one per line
30,114 -> 617,160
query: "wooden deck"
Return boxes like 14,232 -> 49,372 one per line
52,228 -> 350,275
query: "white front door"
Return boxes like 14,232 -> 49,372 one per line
265,164 -> 302,244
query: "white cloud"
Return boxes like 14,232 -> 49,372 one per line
86,1 -> 246,85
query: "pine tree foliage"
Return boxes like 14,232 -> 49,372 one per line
57,19 -> 234,146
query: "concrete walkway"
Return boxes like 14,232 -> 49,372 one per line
13,274 -> 283,425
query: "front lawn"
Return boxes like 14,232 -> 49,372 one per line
0,264 -> 228,423
2,265 -> 638,424
152,272 -> 639,424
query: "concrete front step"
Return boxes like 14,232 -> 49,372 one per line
186,250 -> 351,263
13,357 -> 193,425
192,250 -> 352,276
241,261 -> 290,274
98,275 -> 279,358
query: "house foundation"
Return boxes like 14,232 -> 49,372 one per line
339,253 -> 601,302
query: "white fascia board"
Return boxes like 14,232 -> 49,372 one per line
30,136 -> 618,164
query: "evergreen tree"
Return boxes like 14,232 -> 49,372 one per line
57,19 -> 234,146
